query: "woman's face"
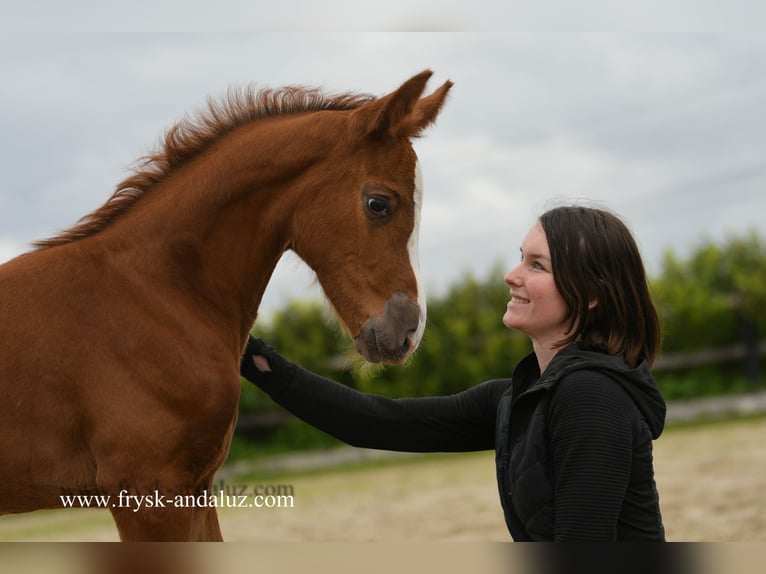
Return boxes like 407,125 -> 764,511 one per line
503,223 -> 570,346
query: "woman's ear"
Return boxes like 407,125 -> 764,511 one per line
588,299 -> 598,310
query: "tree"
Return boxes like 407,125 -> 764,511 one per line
652,230 -> 765,353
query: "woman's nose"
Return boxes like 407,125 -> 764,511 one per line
504,265 -> 522,287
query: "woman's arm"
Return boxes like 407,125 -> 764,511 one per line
241,337 -> 507,453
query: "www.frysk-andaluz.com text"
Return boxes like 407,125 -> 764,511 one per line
59,484 -> 295,512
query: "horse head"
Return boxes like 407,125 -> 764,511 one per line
289,70 -> 452,364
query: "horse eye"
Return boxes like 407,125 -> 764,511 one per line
366,196 -> 390,216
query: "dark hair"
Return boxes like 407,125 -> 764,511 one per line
538,206 -> 661,367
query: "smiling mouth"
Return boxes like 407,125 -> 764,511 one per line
510,296 -> 530,304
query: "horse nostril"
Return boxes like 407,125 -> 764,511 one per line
401,338 -> 411,355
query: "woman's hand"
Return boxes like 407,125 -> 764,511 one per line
252,354 -> 271,372
240,336 -> 282,381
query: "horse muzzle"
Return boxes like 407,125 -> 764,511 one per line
354,291 -> 423,364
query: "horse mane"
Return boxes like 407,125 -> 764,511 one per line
34,85 -> 375,250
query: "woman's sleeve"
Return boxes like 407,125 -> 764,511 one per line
548,371 -> 638,541
250,359 -> 507,453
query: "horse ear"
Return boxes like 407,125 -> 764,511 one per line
356,70 -> 452,139
396,78 -> 453,138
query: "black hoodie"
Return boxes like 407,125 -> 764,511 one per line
242,337 -> 666,541
495,345 -> 666,541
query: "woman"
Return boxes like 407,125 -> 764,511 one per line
240,205 -> 666,541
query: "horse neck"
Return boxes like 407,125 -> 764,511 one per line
101,115 -> 335,341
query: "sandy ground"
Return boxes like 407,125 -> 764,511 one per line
653,417 -> 766,541
1,416 -> 765,542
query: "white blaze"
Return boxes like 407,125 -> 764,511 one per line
408,159 -> 427,350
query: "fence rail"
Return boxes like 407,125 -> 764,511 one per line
655,340 -> 766,370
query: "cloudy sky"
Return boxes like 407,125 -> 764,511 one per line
1,30 -> 764,318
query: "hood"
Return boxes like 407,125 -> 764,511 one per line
547,345 -> 667,438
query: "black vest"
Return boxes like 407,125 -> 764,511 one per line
494,352 -> 558,540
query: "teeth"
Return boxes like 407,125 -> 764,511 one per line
511,296 -> 530,304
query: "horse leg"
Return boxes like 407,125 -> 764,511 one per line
113,510 -> 223,541
190,507 -> 223,541
95,374 -> 238,541
110,498 -> 223,541
185,471 -> 225,540
102,454 -> 232,540
110,506 -> 197,541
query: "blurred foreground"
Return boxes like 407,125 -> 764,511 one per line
9,543 -> 765,574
